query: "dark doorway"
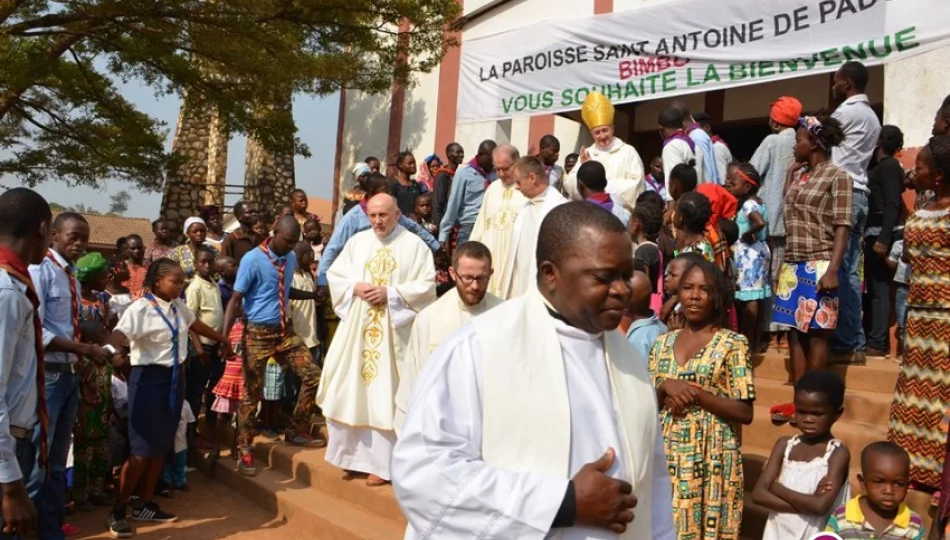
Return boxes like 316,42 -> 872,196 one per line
716,119 -> 773,162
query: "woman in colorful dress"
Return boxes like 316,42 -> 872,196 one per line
726,162 -> 772,354
650,257 -> 755,540
770,115 -> 851,424
170,216 -> 219,286
144,219 -> 178,264
889,135 -> 950,498
74,252 -> 114,511
200,205 -> 226,252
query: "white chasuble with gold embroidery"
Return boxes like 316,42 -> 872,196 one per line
318,225 -> 435,478
469,180 -> 527,299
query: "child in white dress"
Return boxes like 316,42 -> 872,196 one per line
753,370 -> 852,539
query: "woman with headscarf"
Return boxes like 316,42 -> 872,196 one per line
74,253 -> 115,511
770,114 -> 851,424
341,162 -> 371,218
200,205 -> 226,251
417,154 -> 442,192
170,216 -> 219,285
751,96 -> 804,350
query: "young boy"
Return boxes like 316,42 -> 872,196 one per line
302,219 -> 324,268
185,245 -> 224,447
215,256 -> 237,309
625,265 -> 667,364
826,441 -> 926,539
885,237 -> 910,362
286,242 -> 320,414
410,193 -> 438,236
162,401 -> 195,492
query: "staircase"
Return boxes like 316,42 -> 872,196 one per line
740,351 -> 934,538
207,351 -> 927,540
208,440 -> 406,539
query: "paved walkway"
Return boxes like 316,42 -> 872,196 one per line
68,470 -> 292,539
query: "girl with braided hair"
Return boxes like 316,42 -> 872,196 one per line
888,135 -> 950,506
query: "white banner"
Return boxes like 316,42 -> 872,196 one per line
458,0 -> 950,123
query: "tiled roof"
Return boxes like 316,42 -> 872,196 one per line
307,197 -> 333,223
54,212 -> 154,248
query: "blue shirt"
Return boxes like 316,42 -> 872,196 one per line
234,246 -> 297,326
625,313 -> 668,368
438,164 -> 495,240
317,205 -> 439,287
689,126 -> 720,185
28,249 -> 81,364
0,269 -> 39,483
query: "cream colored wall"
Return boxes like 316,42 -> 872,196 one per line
338,89 -> 391,194
884,48 -> 950,148
401,65 -> 441,159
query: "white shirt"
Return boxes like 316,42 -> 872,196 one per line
291,271 -> 319,349
832,94 -> 881,192
392,319 -> 675,540
174,401 -> 196,453
660,138 -> 702,201
115,296 -> 196,367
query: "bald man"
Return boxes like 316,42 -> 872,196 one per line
470,145 -> 527,298
624,267 -> 667,364
394,202 -> 675,540
223,215 -> 326,477
317,193 -> 436,486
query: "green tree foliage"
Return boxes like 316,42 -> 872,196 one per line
0,0 -> 460,191
108,189 -> 130,215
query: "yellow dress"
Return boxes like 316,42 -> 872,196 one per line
649,329 -> 755,540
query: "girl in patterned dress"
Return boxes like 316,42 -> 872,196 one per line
649,257 -> 755,540
726,162 -> 772,354
207,320 -> 246,462
888,135 -> 950,496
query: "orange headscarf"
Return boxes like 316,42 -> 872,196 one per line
770,96 -> 803,128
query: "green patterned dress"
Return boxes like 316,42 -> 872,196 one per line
649,329 -> 755,540
74,296 -> 113,504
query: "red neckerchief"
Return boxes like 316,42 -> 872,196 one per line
258,239 -> 288,333
586,192 -> 615,213
711,135 -> 728,148
0,247 -> 48,469
663,130 -> 696,152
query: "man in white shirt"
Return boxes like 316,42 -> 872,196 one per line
392,201 -> 675,540
659,107 -> 701,201
830,60 -> 882,360
394,240 -> 502,433
0,188 -> 54,538
538,135 -> 565,191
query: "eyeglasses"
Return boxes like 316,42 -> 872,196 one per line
456,274 -> 490,285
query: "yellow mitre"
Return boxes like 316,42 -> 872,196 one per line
581,91 -> 615,130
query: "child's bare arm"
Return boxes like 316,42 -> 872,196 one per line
770,445 -> 851,515
752,436 -> 798,513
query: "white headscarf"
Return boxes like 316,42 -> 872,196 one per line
183,216 -> 206,234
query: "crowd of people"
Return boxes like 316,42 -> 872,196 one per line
0,58 -> 949,540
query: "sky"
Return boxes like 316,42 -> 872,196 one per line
26,80 -> 340,219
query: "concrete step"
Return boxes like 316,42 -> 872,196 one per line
251,440 -> 407,524
751,353 -> 900,395
753,378 -> 894,425
210,456 -> 405,540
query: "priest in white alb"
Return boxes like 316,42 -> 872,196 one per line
394,240 -> 502,434
392,202 -> 675,540
317,193 -> 436,486
502,156 -> 567,299
470,144 -> 527,298
563,91 -> 645,212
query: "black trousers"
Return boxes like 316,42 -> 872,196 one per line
863,235 -> 895,351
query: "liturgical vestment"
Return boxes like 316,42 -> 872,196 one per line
563,137 -> 646,212
469,180 -> 527,299
391,286 -> 676,540
393,287 -> 503,434
317,225 -> 435,480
